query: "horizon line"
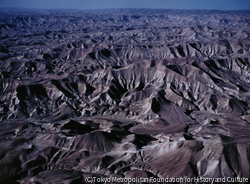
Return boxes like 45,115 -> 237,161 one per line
1,7 -> 250,12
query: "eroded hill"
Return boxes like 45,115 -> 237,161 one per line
1,9 -> 250,183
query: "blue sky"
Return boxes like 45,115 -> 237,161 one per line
0,0 -> 250,10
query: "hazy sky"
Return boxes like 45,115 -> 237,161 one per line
0,0 -> 250,10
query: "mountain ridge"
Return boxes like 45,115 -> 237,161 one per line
0,9 -> 250,183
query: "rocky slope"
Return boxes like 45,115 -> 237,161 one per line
0,8 -> 250,183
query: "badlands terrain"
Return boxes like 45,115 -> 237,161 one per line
0,8 -> 250,183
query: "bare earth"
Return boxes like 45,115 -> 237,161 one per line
0,8 -> 250,183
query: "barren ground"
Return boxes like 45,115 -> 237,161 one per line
0,8 -> 250,183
